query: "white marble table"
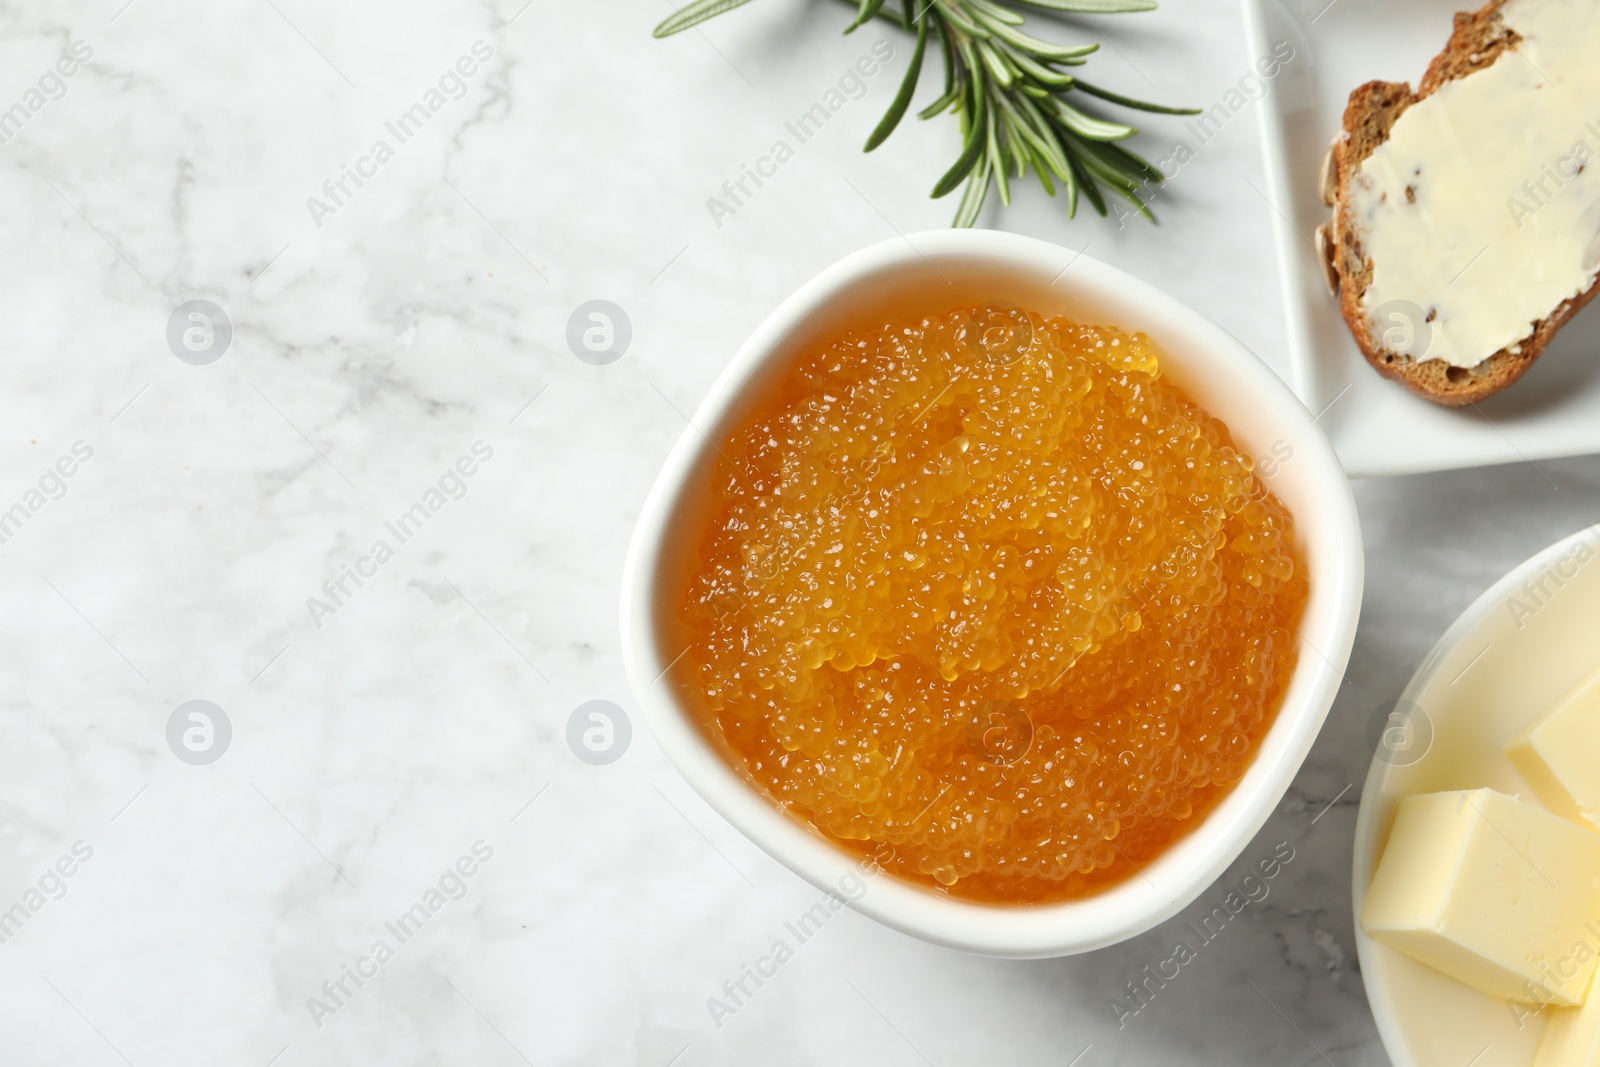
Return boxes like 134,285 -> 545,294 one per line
3,1 -> 1595,1063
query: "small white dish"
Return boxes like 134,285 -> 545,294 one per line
1353,523 -> 1600,1067
1243,0 -> 1600,477
620,229 -> 1363,958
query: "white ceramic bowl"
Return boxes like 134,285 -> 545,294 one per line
1353,524 -> 1600,1067
620,230 -> 1364,957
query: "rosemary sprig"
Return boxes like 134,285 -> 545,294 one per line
654,0 -> 1198,227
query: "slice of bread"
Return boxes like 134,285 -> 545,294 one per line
1321,1 -> 1600,406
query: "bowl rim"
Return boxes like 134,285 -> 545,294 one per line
620,229 -> 1365,958
1351,521 -> 1600,1067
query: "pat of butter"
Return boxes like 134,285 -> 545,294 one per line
1510,676 -> 1600,830
1362,788 -> 1600,1004
1350,0 -> 1600,368
1538,973 -> 1600,1067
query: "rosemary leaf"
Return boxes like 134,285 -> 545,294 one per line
1067,149 -> 1105,216
845,0 -> 890,33
1055,141 -> 1075,211
918,85 -> 963,119
653,0 -> 760,38
963,0 -> 1026,26
975,40 -> 1014,88
987,105 -> 1011,206
1093,137 -> 1164,184
931,70 -> 989,198
1030,144 -> 1057,196
968,10 -> 1098,60
865,3 -> 929,150
952,155 -> 993,227
1069,78 -> 1201,115
938,3 -> 989,37
1008,48 -> 1076,87
1008,0 -> 1157,12
1051,97 -> 1137,141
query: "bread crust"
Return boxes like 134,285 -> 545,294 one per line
1327,0 -> 1600,406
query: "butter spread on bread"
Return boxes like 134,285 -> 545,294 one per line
1328,0 -> 1600,403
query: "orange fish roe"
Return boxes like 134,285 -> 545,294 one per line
679,303 -> 1307,903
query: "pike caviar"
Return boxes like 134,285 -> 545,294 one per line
680,304 -> 1307,903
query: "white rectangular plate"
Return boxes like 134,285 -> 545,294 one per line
1242,0 -> 1600,478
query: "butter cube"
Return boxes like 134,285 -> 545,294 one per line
1362,788 -> 1600,1005
1537,972 -> 1600,1067
1510,678 -> 1600,830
